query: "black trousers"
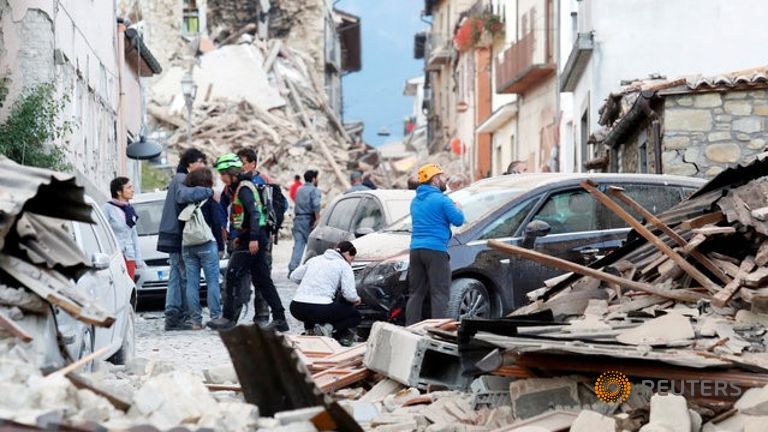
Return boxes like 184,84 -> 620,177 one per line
290,300 -> 361,333
223,238 -> 285,322
406,249 -> 451,325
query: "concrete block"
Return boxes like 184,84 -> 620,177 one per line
471,376 -> 514,409
648,393 -> 690,432
735,386 -> 768,415
617,313 -> 694,346
364,322 -> 472,390
689,409 -> 702,432
570,410 -> 616,432
203,364 -> 239,384
508,377 -> 580,419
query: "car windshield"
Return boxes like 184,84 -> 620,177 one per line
384,187 -> 524,233
134,200 -> 165,236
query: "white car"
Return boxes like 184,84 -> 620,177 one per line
54,196 -> 137,365
132,191 -> 227,303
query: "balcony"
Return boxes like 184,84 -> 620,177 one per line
495,32 -> 556,94
425,33 -> 453,72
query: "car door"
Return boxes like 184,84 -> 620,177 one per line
350,197 -> 385,238
304,196 -> 362,261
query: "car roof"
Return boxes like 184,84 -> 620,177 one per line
343,189 -> 416,201
132,191 -> 167,204
465,173 -> 706,192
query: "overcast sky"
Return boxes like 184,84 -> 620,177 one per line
336,0 -> 428,147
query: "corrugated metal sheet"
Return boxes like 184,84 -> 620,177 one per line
0,157 -> 94,250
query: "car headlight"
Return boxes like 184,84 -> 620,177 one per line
362,253 -> 409,286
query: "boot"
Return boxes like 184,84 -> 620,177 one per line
206,317 -> 235,330
263,319 -> 289,332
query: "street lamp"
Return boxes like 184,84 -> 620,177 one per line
181,72 -> 197,148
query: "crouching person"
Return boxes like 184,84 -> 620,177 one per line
290,241 -> 361,345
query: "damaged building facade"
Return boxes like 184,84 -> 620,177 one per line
589,69 -> 768,178
0,1 -> 161,198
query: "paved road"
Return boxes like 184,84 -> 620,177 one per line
135,239 -> 302,375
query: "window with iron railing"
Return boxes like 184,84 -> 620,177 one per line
183,0 -> 200,35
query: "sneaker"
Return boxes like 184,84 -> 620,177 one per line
314,323 -> 334,338
165,321 -> 192,331
254,315 -> 270,327
264,319 -> 290,332
336,329 -> 358,347
206,318 -> 235,330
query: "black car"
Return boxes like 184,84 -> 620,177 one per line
351,173 -> 705,331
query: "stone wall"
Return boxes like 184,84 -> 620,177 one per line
661,89 -> 768,178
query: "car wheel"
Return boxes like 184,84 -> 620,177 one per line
109,307 -> 136,365
446,278 -> 495,321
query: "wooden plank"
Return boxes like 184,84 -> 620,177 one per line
712,258 -> 741,278
755,240 -> 768,267
641,254 -> 668,276
681,212 -> 725,230
712,257 -> 755,307
486,240 -> 706,303
206,384 -> 243,392
313,366 -> 371,393
692,226 -> 737,236
219,23 -> 258,46
47,343 -> 118,379
0,310 -> 33,342
262,39 -> 283,73
312,344 -> 366,371
745,267 -> 768,288
682,234 -> 707,254
406,318 -> 456,334
583,180 -> 721,294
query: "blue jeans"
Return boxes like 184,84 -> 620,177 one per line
164,252 -> 187,323
182,241 -> 222,324
289,217 -> 311,274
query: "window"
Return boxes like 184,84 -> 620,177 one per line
479,197 -> 538,240
135,200 -> 165,236
183,0 -> 200,35
91,210 -> 117,255
351,199 -> 384,233
77,223 -> 101,258
578,108 -> 589,172
532,190 -> 598,235
601,185 -> 688,230
326,198 -> 360,231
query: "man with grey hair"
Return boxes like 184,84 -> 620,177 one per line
345,171 -> 371,194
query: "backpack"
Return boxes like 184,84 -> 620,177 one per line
255,183 -> 288,242
178,200 -> 215,247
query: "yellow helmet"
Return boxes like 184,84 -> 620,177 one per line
417,163 -> 444,184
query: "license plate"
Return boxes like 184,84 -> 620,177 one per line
157,270 -> 167,281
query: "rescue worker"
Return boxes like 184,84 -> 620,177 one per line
288,169 -> 321,276
406,163 -> 465,325
345,171 -> 370,194
207,154 -> 289,331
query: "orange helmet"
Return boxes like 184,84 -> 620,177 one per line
417,163 -> 444,184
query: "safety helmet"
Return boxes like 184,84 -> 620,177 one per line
417,163 -> 444,183
214,153 -> 243,172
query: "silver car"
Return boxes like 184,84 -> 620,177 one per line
132,191 -> 227,303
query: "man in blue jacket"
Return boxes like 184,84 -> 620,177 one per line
406,163 -> 465,325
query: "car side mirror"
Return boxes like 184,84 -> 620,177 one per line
355,227 -> 375,238
91,252 -> 110,270
522,220 -> 551,249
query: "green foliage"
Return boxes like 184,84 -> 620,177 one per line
141,160 -> 171,191
0,80 -> 71,170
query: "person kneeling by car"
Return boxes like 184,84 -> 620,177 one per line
289,241 -> 361,346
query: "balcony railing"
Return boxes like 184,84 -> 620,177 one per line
425,33 -> 453,71
495,31 -> 556,94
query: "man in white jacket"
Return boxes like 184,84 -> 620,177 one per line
289,241 -> 361,344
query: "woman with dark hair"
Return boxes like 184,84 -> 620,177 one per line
182,169 -> 224,330
289,241 -> 361,345
103,177 -> 142,280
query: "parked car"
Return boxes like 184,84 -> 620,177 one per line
302,189 -> 415,262
352,173 -> 706,333
55,196 -> 138,365
132,192 -> 228,303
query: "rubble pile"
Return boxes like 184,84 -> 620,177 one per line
148,36 -> 385,198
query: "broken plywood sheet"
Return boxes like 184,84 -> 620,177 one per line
616,313 -> 694,347
286,335 -> 343,370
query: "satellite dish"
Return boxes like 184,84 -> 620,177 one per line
126,135 -> 162,160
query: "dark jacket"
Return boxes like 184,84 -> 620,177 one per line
157,167 -> 213,253
201,200 -> 225,252
410,184 -> 465,252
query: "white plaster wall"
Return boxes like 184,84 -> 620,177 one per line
571,0 -> 768,167
490,117 -> 517,176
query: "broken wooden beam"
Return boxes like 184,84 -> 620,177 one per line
712,256 -> 755,307
47,343 -> 118,379
681,212 -> 725,230
607,186 -> 730,285
486,240 -> 706,303
0,310 -> 33,342
583,180 -> 721,294
692,226 -> 737,236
